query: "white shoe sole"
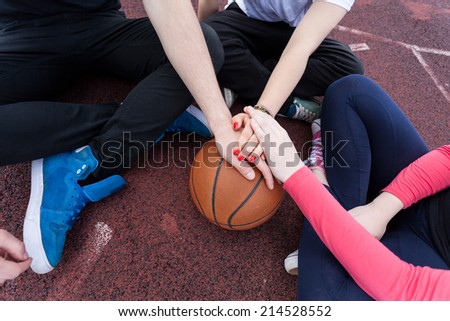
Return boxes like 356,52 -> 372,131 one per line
284,250 -> 299,275
23,159 -> 54,274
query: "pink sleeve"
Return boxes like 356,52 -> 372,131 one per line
284,166 -> 450,300
382,145 -> 450,208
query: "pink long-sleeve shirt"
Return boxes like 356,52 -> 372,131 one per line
284,145 -> 450,300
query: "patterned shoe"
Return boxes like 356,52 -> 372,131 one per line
166,105 -> 213,138
23,146 -> 125,274
280,97 -> 321,123
307,119 -> 325,172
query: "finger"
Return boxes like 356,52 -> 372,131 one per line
0,230 -> 29,261
236,121 -> 254,160
248,142 -> 264,163
249,118 -> 267,144
254,158 -> 275,190
241,134 -> 260,158
231,113 -> 246,131
230,154 -> 256,180
0,257 -> 32,281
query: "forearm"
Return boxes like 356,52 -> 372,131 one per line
198,0 -> 220,20
257,2 -> 347,115
382,145 -> 450,208
143,0 -> 231,130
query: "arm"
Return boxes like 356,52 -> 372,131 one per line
383,145 -> 450,208
247,108 -> 450,300
198,0 -> 220,20
257,1 -> 348,116
285,168 -> 450,300
142,0 -> 273,187
350,145 -> 450,239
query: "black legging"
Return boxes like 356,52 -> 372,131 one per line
0,12 -> 224,178
297,75 -> 449,300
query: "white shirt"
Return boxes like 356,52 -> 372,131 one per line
227,0 -> 354,27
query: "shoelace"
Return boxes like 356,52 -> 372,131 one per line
293,104 -> 316,123
308,136 -> 324,167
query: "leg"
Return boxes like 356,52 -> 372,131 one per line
23,15 -> 225,273
292,38 -> 364,99
297,200 -> 448,300
205,3 -> 293,105
321,74 -> 429,208
297,75 -> 437,300
81,18 -> 224,178
0,15 -> 122,165
0,102 -> 116,165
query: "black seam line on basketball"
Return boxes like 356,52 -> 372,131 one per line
190,166 -> 207,218
220,195 -> 283,229
211,158 -> 224,226
227,174 -> 264,229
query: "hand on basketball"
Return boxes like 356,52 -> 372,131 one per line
213,121 -> 275,190
0,229 -> 32,286
232,112 -> 265,162
245,106 -> 304,183
232,111 -> 274,189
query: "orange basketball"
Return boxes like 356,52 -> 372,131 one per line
189,140 -> 284,230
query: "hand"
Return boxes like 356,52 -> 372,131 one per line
0,229 -> 32,286
232,112 -> 265,163
245,106 -> 304,183
348,192 -> 404,240
213,120 -> 275,189
348,204 -> 388,240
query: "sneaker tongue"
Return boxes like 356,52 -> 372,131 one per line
82,175 -> 126,202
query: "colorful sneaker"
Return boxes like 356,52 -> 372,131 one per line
306,119 -> 324,171
280,97 -> 321,123
166,105 -> 213,138
23,146 -> 126,274
284,249 -> 299,275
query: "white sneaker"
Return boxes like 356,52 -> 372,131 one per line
284,249 -> 299,275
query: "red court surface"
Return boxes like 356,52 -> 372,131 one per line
1,0 -> 449,301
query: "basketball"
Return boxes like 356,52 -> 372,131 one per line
189,140 -> 284,230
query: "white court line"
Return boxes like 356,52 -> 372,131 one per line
411,48 -> 450,103
349,43 -> 370,52
337,25 -> 450,104
46,222 -> 113,299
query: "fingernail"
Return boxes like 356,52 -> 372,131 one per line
248,156 -> 256,163
233,149 -> 240,156
233,122 -> 238,129
238,155 -> 245,161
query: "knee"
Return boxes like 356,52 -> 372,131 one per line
327,74 -> 368,96
200,22 -> 224,73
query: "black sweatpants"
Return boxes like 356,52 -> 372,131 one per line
0,11 -> 224,178
204,3 -> 364,114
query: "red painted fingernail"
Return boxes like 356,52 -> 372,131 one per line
233,122 -> 238,129
238,155 -> 245,161
248,156 -> 256,163
233,149 -> 240,156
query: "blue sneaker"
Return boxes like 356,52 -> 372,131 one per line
23,146 -> 125,274
166,105 -> 213,138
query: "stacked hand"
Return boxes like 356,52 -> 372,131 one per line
243,106 -> 304,183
